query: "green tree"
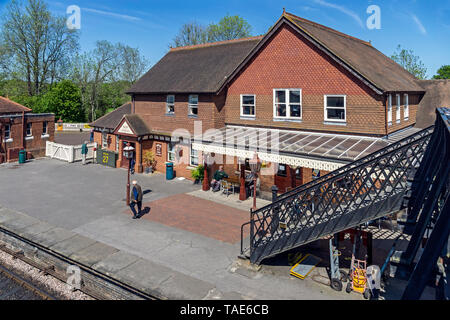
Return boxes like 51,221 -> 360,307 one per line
170,15 -> 253,47
207,15 -> 252,42
0,0 -> 79,96
38,80 -> 84,122
171,22 -> 208,47
391,45 -> 427,79
432,65 -> 450,79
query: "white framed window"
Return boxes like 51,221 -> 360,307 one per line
190,145 -> 199,166
168,142 -> 176,162
240,94 -> 256,117
26,123 -> 32,136
273,89 -> 302,119
188,95 -> 198,116
42,121 -> 48,134
102,132 -> 108,148
116,137 -> 119,153
166,95 -> 175,114
396,94 -> 401,123
324,95 -> 346,122
404,94 -> 409,120
4,124 -> 10,139
387,94 -> 392,126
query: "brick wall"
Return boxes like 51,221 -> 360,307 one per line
225,24 -> 416,136
0,114 -> 55,161
134,93 -> 226,135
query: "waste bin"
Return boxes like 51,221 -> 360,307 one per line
166,162 -> 174,180
18,150 -> 27,164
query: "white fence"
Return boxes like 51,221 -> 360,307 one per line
46,141 -> 97,163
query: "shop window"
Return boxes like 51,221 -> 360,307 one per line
295,167 -> 302,180
312,169 -> 321,180
190,146 -> 198,166
168,142 -> 176,162
277,163 -> 287,176
102,132 -> 108,148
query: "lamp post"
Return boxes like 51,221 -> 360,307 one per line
123,143 -> 135,205
249,153 -> 262,210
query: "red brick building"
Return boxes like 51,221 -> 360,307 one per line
0,96 -> 55,163
92,11 -> 427,198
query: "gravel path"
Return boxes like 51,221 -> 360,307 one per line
0,249 -> 93,300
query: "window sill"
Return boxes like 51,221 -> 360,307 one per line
396,120 -> 400,124
388,121 -> 392,126
188,114 -> 198,119
240,115 -> 256,120
25,136 -> 34,140
3,138 -> 13,143
41,134 -> 50,139
187,165 -> 198,170
165,113 -> 175,117
273,118 -> 302,123
323,121 -> 347,126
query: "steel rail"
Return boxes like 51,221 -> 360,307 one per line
0,262 -> 57,300
0,226 -> 162,300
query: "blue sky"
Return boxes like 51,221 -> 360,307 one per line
1,0 -> 449,78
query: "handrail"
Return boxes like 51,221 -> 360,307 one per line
245,125 -> 434,264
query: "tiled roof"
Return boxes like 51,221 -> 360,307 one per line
90,103 -> 132,130
0,96 -> 32,114
126,37 -> 262,94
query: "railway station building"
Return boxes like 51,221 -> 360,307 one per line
91,11 -> 430,199
0,96 -> 55,163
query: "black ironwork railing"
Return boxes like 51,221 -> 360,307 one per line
401,108 -> 450,300
245,126 -> 434,265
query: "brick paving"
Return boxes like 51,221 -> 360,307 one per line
125,193 -> 250,244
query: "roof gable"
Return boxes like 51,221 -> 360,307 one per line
220,13 -> 424,94
90,103 -> 132,130
113,114 -> 151,137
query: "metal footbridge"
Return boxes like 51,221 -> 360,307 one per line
241,108 -> 449,275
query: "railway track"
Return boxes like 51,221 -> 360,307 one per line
0,263 -> 57,300
0,226 -> 162,300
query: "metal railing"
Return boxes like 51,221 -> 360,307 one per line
244,125 -> 434,265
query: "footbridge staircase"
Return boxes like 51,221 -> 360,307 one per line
241,108 -> 449,272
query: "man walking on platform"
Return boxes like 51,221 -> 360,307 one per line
130,180 -> 143,219
81,141 -> 88,165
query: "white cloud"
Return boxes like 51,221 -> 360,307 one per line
313,0 -> 364,28
411,14 -> 427,35
83,7 -> 142,22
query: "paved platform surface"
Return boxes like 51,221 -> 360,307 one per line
127,194 -> 250,244
55,132 -> 91,145
0,159 -> 363,300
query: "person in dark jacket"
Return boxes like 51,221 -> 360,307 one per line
211,166 -> 228,192
129,180 -> 143,219
81,141 -> 88,165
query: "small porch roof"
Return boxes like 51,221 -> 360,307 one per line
192,126 -> 420,171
